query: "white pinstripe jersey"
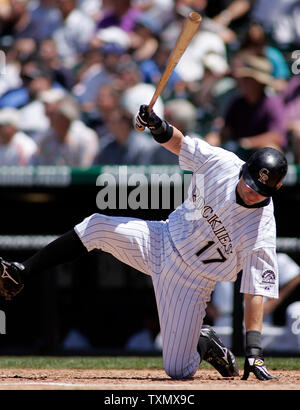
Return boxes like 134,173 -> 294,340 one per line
168,136 -> 279,298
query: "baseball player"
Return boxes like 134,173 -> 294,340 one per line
0,105 -> 288,381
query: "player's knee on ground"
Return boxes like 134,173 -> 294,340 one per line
163,359 -> 199,380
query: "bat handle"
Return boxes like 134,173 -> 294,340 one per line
147,101 -> 155,113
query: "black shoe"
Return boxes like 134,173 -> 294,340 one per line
199,325 -> 239,377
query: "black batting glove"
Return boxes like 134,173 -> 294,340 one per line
135,105 -> 163,132
242,348 -> 278,381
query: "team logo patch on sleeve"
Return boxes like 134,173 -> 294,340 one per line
259,269 -> 276,291
262,270 -> 276,284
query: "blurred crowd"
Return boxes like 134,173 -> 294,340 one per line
1,0 -> 300,166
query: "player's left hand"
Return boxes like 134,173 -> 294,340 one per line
135,105 -> 163,132
135,104 -> 149,131
242,354 -> 278,381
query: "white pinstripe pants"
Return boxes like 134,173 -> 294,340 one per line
75,213 -> 216,379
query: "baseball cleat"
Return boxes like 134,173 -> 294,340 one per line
199,325 -> 239,377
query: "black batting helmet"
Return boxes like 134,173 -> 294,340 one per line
241,147 -> 288,197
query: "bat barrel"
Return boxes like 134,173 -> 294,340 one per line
189,12 -> 202,23
135,12 -> 202,131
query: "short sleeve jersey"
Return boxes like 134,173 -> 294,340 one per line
168,136 -> 279,298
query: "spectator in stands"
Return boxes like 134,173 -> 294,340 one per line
0,0 -> 40,39
27,0 -> 62,41
0,58 -> 56,136
252,0 -> 300,51
190,51 -> 233,137
210,52 -> 286,161
93,106 -> 156,165
0,0 -> 60,41
83,82 -> 122,143
52,0 -> 96,68
160,2 -> 228,84
0,37 -> 23,99
73,42 -> 127,111
0,107 -> 38,165
239,21 -> 290,83
281,75 -> 300,164
77,0 -> 103,20
32,89 -> 99,166
96,0 -> 141,33
38,38 -> 75,90
206,0 -> 252,37
90,25 -> 131,51
118,60 -> 164,120
149,99 -> 200,165
139,41 -> 184,101
132,0 -> 173,32
0,57 -> 51,108
128,13 -> 160,63
171,0 -> 251,46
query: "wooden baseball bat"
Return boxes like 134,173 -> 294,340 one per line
135,11 -> 202,132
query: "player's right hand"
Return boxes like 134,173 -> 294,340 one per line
242,355 -> 278,381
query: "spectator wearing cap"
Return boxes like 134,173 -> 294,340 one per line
0,107 -> 38,165
32,90 -> 99,166
215,52 -> 286,161
91,25 -> 131,51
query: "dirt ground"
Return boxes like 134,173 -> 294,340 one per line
0,368 -> 299,390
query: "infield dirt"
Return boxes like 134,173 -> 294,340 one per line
0,368 -> 299,390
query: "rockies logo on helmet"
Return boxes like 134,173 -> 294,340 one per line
258,168 -> 269,184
